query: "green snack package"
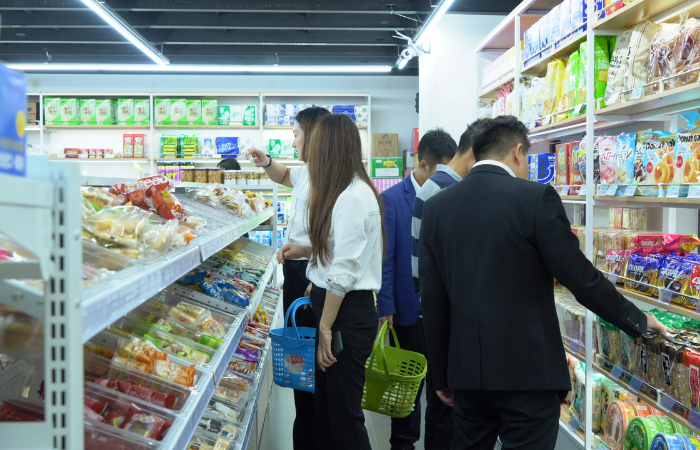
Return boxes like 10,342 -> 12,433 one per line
202,99 -> 218,125
170,99 -> 186,125
269,139 -> 282,157
567,51 -> 581,118
117,99 -> 134,125
60,98 -> 80,125
44,97 -> 61,125
154,98 -> 171,124
95,99 -> 115,125
134,99 -> 150,125
593,36 -> 610,101
186,99 -> 202,125
219,106 -> 231,125
243,105 -> 257,126
80,99 -> 97,125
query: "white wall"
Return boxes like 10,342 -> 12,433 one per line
419,14 -> 505,140
26,73 -> 419,151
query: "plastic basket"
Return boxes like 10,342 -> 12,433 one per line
269,297 -> 316,393
362,321 -> 427,418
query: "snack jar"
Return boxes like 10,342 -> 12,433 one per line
224,170 -> 237,185
605,401 -> 637,450
181,167 -> 195,183
626,416 -> 662,450
678,434 -> 700,449
194,168 -> 208,184
650,433 -> 686,450
207,168 -> 223,184
649,415 -> 676,435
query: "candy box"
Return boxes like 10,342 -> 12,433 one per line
534,153 -> 556,185
0,66 -> 27,176
95,99 -> 115,125
202,99 -> 218,125
44,97 -> 61,125
133,134 -> 147,158
568,141 -> 583,185
555,143 -> 569,185
615,133 -> 636,185
123,134 -> 134,158
186,99 -> 202,125
61,98 -> 80,125
134,99 -> 150,126
371,158 -> 403,178
675,111 -> 700,183
81,99 -> 97,125
117,99 -> 134,125
218,106 -> 231,126
170,99 -> 186,125
154,98 -> 170,124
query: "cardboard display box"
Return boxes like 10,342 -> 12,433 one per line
370,157 -> 403,178
372,133 -> 399,157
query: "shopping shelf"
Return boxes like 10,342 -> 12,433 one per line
594,195 -> 700,209
479,72 -> 515,98
595,82 -> 700,119
81,208 -> 274,342
559,407 -> 586,450
522,31 -> 587,76
615,285 -> 700,320
593,0 -> 699,30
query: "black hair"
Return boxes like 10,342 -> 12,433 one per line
217,158 -> 242,170
472,115 -> 531,162
457,118 -> 488,155
417,128 -> 457,167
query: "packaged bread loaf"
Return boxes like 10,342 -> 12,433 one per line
674,18 -> 700,86
646,20 -> 684,95
606,22 -> 660,102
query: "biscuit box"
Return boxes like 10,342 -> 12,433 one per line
534,153 -> 556,185
0,65 -> 28,176
555,143 -> 569,185
371,158 -> 403,178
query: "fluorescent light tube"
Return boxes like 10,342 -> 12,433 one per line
414,0 -> 457,46
7,64 -> 393,73
79,0 -> 169,66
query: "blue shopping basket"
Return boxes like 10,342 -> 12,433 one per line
270,297 -> 316,393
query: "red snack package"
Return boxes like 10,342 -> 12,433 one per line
91,379 -> 118,389
84,406 -> 106,423
635,234 -> 700,253
0,405 -> 42,422
139,175 -> 172,193
125,385 -> 155,404
149,391 -> 176,409
104,410 -> 125,428
84,396 -> 106,414
161,191 -> 188,221
147,187 -> 175,220
123,413 -> 171,440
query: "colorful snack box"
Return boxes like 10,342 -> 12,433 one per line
133,134 -> 147,158
170,99 -> 186,125
644,131 -> 677,184
568,141 -> 583,185
186,99 -> 202,125
44,97 -> 61,125
134,99 -> 150,126
633,130 -> 652,183
556,143 -> 569,185
658,258 -> 699,307
675,111 -> 700,183
117,99 -> 134,125
202,99 -> 218,125
599,135 -> 618,185
615,133 -> 636,185
96,99 -> 115,125
80,99 -> 97,125
60,98 -> 80,125
123,134 -> 134,158
560,0 -> 572,41
155,98 -> 171,124
534,153 -> 556,185
539,14 -> 551,58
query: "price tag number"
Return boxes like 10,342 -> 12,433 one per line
607,184 -> 620,197
574,103 -> 585,115
630,86 -> 644,101
600,184 -> 609,196
666,184 -> 681,198
623,185 -> 638,197
688,184 -> 700,199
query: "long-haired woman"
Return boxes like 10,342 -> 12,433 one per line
247,106 -> 330,450
278,114 -> 384,450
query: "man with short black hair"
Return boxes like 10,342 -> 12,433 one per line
418,115 -> 667,449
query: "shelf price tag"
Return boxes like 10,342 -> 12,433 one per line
600,184 -> 609,196
579,185 -> 587,196
568,415 -> 581,429
597,444 -> 609,450
630,86 -> 644,101
543,114 -> 553,125
608,93 -> 620,106
574,103 -> 586,115
608,273 -> 619,286
607,184 -> 620,196
666,183 -> 681,198
569,340 -> 580,354
688,184 -> 700,199
689,410 -> 700,430
560,185 -> 570,196
659,288 -> 673,305
610,365 -> 624,380
629,376 -> 643,394
659,394 -> 677,412
622,184 -> 638,197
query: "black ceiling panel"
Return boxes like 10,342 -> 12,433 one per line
0,0 -> 509,73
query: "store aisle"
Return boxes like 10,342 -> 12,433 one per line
259,384 -> 427,450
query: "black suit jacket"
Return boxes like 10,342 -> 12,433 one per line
418,164 -> 647,392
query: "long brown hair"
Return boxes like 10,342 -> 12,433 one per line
295,107 -> 331,159
306,114 -> 385,267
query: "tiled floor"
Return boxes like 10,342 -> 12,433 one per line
259,384 -> 427,450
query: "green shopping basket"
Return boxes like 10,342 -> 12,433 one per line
361,321 -> 428,418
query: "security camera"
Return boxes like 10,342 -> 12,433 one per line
401,47 -> 416,60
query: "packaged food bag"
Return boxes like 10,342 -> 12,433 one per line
555,59 -> 572,122
567,51 -> 582,118
646,20 -> 685,95
533,77 -> 547,120
633,129 -> 652,183
606,30 -> 632,100
615,133 -> 637,185
673,18 -> 700,87
594,37 -> 611,100
599,135 -> 619,185
544,59 -> 566,116
618,22 -> 662,99
540,14 -> 551,58
675,111 -> 700,183
644,131 -> 677,184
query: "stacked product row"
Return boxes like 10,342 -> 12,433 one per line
155,99 -> 256,127
264,104 -> 368,127
44,97 -> 150,126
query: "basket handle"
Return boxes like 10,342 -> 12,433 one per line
282,296 -> 311,341
367,321 -> 401,376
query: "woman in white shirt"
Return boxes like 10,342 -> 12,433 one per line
279,114 -> 384,450
247,107 -> 330,450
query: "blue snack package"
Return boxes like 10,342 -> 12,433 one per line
624,253 -> 662,297
199,277 -> 224,300
180,270 -> 207,285
223,289 -> 250,308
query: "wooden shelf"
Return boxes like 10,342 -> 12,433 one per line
560,195 -> 585,201
529,115 -> 586,135
522,32 -> 587,76
49,158 -> 149,162
595,82 -> 700,118
593,0 -> 700,30
615,285 -> 700,320
594,196 -> 700,207
155,125 -> 259,129
44,125 -> 150,129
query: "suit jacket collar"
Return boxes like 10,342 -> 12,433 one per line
403,174 -> 417,210
468,164 -> 512,178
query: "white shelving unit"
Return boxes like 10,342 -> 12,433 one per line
0,158 -> 280,450
475,0 -> 700,448
26,92 -> 372,178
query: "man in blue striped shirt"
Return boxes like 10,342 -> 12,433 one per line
411,123 -> 479,449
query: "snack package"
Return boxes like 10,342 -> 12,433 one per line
599,135 -> 618,185
109,183 -> 148,210
540,14 -> 551,58
533,77 -> 547,120
544,59 -> 566,116
569,141 -> 583,185
674,18 -> 700,87
619,22 -> 662,99
567,51 -> 582,118
122,411 -> 171,441
81,187 -> 124,210
615,133 -> 637,185
675,111 -> 700,183
603,250 -> 633,276
152,358 -> 196,387
634,234 -> 700,253
643,132 -> 677,184
579,37 -> 610,106
559,0 -> 572,42
646,21 -> 684,95
555,59 -> 572,122
658,258 -> 699,307
633,130 -> 652,183
624,253 -> 662,296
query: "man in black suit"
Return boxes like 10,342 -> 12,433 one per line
418,116 -> 667,449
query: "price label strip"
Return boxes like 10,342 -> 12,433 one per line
569,340 -> 580,354
666,183 -> 681,199
623,184 -> 638,197
600,184 -> 609,196
659,288 -> 673,306
689,410 -> 700,430
580,185 -> 587,196
659,394 -> 677,413
629,376 -> 643,394
610,365 -> 624,380
630,86 -> 644,101
574,103 -> 586,115
597,444 -> 609,450
688,184 -> 700,199
607,184 -> 620,197
560,185 -> 570,196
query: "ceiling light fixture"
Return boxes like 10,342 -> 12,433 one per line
79,0 -> 169,66
395,0 -> 456,69
7,63 -> 394,73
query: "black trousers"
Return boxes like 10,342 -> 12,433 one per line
311,285 -> 378,450
452,389 -> 561,450
388,320 -> 426,450
283,260 -> 318,450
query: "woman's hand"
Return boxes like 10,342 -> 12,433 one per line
277,244 -> 311,264
317,327 -> 337,371
246,149 -> 269,168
